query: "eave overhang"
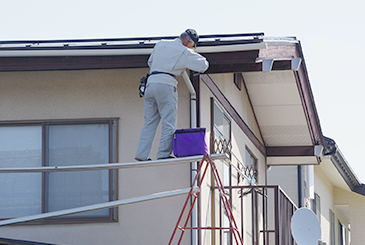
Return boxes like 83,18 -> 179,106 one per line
0,33 -> 266,72
197,39 -> 323,165
267,146 -> 321,166
320,137 -> 365,197
243,39 -> 324,165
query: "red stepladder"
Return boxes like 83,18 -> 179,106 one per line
169,154 -> 243,245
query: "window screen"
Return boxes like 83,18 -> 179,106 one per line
46,124 -> 111,217
0,126 -> 42,218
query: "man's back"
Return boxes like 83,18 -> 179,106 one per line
148,39 -> 186,75
149,39 -> 208,74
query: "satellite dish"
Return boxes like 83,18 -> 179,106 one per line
291,208 -> 321,245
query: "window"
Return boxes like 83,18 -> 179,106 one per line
0,119 -> 118,222
211,99 -> 232,244
0,126 -> 42,218
213,100 -> 231,142
245,148 -> 257,184
312,193 -> 321,223
234,73 -> 243,91
330,209 -> 335,245
339,222 -> 346,245
212,100 -> 231,185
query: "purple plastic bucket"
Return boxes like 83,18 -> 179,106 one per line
172,128 -> 208,157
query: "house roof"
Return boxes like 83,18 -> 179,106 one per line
245,38 -> 324,166
0,33 -> 322,162
1,32 -> 360,193
0,33 -> 265,57
0,33 -> 267,71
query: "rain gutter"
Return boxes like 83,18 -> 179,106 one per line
0,42 -> 267,57
323,136 -> 365,196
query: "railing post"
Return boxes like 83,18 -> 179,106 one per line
262,187 -> 266,245
240,187 -> 244,243
274,186 -> 279,245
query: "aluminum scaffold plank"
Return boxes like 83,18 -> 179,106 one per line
0,154 -> 228,227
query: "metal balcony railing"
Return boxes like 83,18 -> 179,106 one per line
213,185 -> 298,245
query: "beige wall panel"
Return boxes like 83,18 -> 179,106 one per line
267,165 -> 299,205
0,69 -> 192,245
198,79 -> 214,244
199,75 -> 265,244
313,165 -> 335,244
209,73 -> 263,144
334,187 -> 365,245
0,68 -> 190,160
231,122 -> 266,184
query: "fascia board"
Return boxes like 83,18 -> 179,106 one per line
267,156 -> 319,166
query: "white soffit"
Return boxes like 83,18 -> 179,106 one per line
243,70 -> 312,147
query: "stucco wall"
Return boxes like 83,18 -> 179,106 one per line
208,73 -> 263,145
204,73 -> 265,183
267,161 -> 356,245
199,73 -> 266,244
267,165 -> 299,206
0,68 -> 192,245
313,165 -> 335,244
334,187 -> 365,245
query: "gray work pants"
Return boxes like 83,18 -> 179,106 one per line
135,83 -> 177,160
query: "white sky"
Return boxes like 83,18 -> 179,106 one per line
1,0 -> 365,181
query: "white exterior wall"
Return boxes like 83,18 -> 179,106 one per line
208,74 -> 264,146
267,166 -> 299,206
268,162 -> 365,245
199,73 -> 265,244
334,187 -> 365,245
313,165 -> 335,245
205,74 -> 265,183
0,69 -> 192,245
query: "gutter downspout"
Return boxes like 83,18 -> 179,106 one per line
182,70 -> 198,245
297,165 -> 302,208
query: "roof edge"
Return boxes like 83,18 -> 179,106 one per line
0,42 -> 267,58
0,33 -> 266,57
324,136 -> 364,195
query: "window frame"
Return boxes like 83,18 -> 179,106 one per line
312,192 -> 321,223
330,209 -> 336,245
210,98 -> 232,245
0,118 -> 119,224
339,221 -> 346,245
233,73 -> 243,91
212,99 -> 231,144
244,147 -> 258,184
212,99 -> 232,187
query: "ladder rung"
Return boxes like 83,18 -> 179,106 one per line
182,226 -> 233,230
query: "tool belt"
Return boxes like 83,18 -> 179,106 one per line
139,74 -> 149,98
150,71 -> 175,78
139,71 -> 176,98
